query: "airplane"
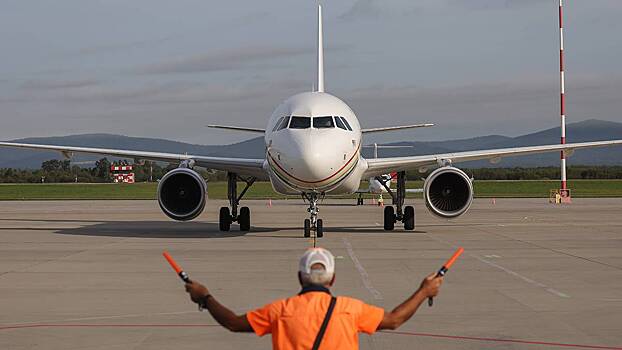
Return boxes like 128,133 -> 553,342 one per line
1,5 -> 621,238
355,144 -> 422,206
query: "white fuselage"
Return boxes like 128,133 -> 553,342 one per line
264,92 -> 366,195
368,175 -> 391,194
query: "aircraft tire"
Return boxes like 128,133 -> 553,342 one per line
316,219 -> 324,238
404,206 -> 415,230
384,206 -> 395,231
304,219 -> 311,237
219,207 -> 231,231
239,207 -> 251,231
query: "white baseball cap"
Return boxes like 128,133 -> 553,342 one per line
299,247 -> 335,276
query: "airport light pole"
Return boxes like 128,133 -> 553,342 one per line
559,0 -> 568,192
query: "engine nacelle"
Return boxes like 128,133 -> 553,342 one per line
424,166 -> 473,219
157,168 -> 207,221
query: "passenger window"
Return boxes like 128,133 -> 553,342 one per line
313,116 -> 334,129
334,116 -> 347,130
340,117 -> 353,131
272,117 -> 284,131
289,116 -> 311,129
277,116 -> 290,131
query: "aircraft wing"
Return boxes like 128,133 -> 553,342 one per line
207,125 -> 265,133
361,123 -> 434,134
0,142 -> 267,179
364,139 -> 622,177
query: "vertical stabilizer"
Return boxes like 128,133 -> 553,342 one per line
316,4 -> 324,92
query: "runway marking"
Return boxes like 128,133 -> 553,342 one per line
484,230 -> 622,271
426,235 -> 570,299
382,330 -> 622,350
476,256 -> 570,298
342,238 -> 383,300
2,323 -> 620,349
0,311 -> 196,327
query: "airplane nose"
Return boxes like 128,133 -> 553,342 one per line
275,132 -> 346,188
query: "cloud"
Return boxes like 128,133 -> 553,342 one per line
339,0 -> 545,21
13,78 -> 308,106
339,0 -> 385,21
76,36 -> 174,56
446,0 -> 547,11
342,75 -> 622,140
20,79 -> 101,90
132,46 -> 313,75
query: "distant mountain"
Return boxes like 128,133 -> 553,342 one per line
374,119 -> 622,167
1,119 -> 621,169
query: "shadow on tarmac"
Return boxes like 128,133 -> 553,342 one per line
53,221 -> 252,238
0,218 -> 426,238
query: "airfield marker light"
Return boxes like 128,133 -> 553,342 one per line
428,247 -> 464,307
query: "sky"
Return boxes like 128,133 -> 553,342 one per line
1,0 -> 621,145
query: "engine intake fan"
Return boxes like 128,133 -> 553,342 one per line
424,166 -> 473,219
157,167 -> 207,221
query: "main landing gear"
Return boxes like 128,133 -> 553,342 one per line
302,192 -> 324,238
219,172 -> 256,232
378,171 -> 415,231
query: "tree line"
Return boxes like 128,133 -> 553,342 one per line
1,159 -> 621,183
0,158 -> 222,183
407,166 -> 622,181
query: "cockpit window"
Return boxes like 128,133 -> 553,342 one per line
276,116 -> 290,131
339,117 -> 353,131
272,117 -> 284,131
334,116 -> 347,130
289,116 -> 311,129
313,116 -> 334,129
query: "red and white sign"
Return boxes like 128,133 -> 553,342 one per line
111,165 -> 133,171
112,173 -> 135,183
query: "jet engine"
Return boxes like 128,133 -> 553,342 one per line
157,167 -> 207,221
423,166 -> 473,219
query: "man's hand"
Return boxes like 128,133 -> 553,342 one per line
419,272 -> 443,298
183,280 -> 253,333
185,280 -> 209,304
377,272 -> 445,330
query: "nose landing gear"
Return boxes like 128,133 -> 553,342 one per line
302,192 -> 324,238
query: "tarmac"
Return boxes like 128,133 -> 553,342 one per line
0,198 -> 621,350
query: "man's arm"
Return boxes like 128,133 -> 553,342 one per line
377,272 -> 443,330
185,281 -> 254,333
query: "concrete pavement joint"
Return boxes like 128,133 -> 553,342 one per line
0,311 -> 197,327
426,234 -> 571,298
342,237 -> 383,300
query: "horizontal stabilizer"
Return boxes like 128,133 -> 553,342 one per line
207,125 -> 265,133
361,123 -> 434,134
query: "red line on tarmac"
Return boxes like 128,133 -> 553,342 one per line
0,323 -> 220,331
381,330 -> 622,350
2,323 -> 620,349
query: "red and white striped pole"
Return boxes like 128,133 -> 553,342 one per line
559,0 -> 567,190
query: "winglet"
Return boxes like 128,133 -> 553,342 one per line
316,4 -> 324,93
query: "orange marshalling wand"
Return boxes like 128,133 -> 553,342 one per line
428,247 -> 464,307
163,251 -> 190,283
